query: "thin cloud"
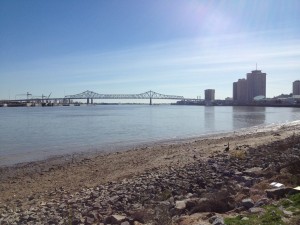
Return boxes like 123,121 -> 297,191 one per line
1,29 -> 299,99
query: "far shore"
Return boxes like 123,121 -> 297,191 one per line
1,121 -> 300,208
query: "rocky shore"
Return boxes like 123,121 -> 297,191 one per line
1,122 -> 300,224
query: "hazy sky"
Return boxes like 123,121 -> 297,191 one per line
1,0 -> 299,100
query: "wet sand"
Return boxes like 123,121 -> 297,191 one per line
0,121 -> 300,208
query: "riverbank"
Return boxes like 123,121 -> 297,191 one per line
1,122 -> 300,224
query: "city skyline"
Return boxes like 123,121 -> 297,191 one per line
232,69 -> 267,104
1,0 -> 300,100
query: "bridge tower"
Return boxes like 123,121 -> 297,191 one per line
86,97 -> 94,104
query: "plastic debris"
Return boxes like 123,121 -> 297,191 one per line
293,186 -> 300,191
270,182 -> 284,188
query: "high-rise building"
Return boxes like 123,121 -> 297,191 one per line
237,79 -> 248,103
293,80 -> 300,95
205,89 -> 215,101
246,69 -> 266,102
233,82 -> 237,101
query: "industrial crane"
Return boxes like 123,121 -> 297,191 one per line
31,93 -> 52,106
15,92 -> 32,100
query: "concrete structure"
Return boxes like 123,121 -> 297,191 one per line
293,80 -> 300,95
205,89 -> 215,101
246,70 -> 266,102
237,79 -> 248,103
233,82 -> 238,101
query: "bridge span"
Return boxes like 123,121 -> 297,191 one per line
65,90 -> 184,105
0,90 -> 185,106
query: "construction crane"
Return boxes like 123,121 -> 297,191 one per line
47,92 -> 52,100
31,93 -> 52,106
43,93 -> 53,106
31,93 -> 51,102
15,92 -> 32,100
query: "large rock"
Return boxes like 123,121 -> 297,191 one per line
266,188 -> 294,199
185,198 -> 208,211
241,198 -> 254,209
185,196 -> 233,214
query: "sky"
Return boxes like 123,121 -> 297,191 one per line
0,0 -> 300,100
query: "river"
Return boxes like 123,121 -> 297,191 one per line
0,105 -> 299,166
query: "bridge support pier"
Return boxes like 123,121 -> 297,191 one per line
87,98 -> 90,104
91,98 -> 93,104
150,98 -> 152,105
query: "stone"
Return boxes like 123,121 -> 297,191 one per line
185,193 -> 194,198
121,221 -> 130,225
241,198 -> 254,209
283,210 -> 293,217
254,198 -> 269,207
88,210 -> 101,221
241,217 -> 249,220
108,195 -> 120,203
249,207 -> 265,214
185,197 -> 208,210
92,202 -> 102,210
243,167 -> 263,177
266,188 -> 294,199
106,214 -> 127,224
241,176 -> 254,187
209,215 -> 225,225
133,222 -> 144,225
175,200 -> 186,210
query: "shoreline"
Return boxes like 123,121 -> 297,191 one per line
1,121 -> 300,203
1,121 -> 300,223
1,120 -> 299,168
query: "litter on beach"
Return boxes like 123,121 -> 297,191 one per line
270,182 -> 284,188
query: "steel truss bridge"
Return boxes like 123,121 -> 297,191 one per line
65,90 -> 184,105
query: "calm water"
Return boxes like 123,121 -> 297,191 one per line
0,105 -> 300,166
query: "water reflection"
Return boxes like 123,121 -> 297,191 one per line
290,107 -> 300,121
232,106 -> 266,129
204,106 -> 215,132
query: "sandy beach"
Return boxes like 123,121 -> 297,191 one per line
1,121 -> 300,224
